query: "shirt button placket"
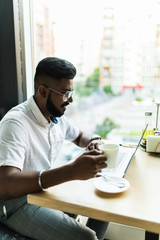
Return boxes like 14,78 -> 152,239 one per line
48,124 -> 54,163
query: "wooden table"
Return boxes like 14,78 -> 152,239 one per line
27,148 -> 160,240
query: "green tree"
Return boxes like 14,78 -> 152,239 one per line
103,85 -> 113,94
94,117 -> 120,139
86,68 -> 99,89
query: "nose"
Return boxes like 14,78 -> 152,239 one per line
68,96 -> 73,103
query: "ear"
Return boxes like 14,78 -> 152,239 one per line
38,85 -> 48,98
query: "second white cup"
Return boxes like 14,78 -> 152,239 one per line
99,143 -> 119,168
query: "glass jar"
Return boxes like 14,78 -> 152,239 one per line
143,111 -> 154,142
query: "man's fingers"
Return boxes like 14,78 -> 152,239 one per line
84,149 -> 103,155
87,140 -> 104,151
94,158 -> 107,168
94,154 -> 107,163
83,150 -> 107,164
98,162 -> 107,169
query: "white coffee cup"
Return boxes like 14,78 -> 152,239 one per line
99,143 -> 119,168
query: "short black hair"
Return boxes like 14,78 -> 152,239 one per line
34,57 -> 76,90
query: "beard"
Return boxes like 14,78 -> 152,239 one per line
46,93 -> 69,117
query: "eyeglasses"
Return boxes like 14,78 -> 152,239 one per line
44,85 -> 73,101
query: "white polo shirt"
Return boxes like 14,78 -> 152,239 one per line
0,97 -> 79,171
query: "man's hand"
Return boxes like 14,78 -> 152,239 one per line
87,139 -> 104,151
69,149 -> 107,180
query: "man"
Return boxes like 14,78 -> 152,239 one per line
0,57 -> 108,240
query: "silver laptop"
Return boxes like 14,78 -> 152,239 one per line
102,124 -> 148,178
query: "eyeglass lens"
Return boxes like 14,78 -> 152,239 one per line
64,91 -> 73,100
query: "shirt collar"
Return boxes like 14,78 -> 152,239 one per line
28,96 -> 54,128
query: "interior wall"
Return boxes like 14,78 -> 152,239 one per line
0,0 -> 20,119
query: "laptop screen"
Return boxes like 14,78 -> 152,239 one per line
133,123 -> 148,155
123,123 -> 148,177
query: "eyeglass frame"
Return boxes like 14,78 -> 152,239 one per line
43,85 -> 73,101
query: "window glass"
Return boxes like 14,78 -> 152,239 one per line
31,0 -> 160,163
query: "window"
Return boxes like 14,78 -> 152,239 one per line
27,0 -> 160,161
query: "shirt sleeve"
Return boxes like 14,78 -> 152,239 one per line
61,116 -> 79,141
0,119 -> 28,170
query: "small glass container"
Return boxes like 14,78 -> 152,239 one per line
143,111 -> 154,142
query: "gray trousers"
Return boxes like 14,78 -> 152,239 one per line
0,196 -> 108,240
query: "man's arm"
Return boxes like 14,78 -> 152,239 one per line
73,131 -> 102,149
0,149 -> 107,201
72,131 -> 91,147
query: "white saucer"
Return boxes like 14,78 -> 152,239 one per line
94,175 -> 130,193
